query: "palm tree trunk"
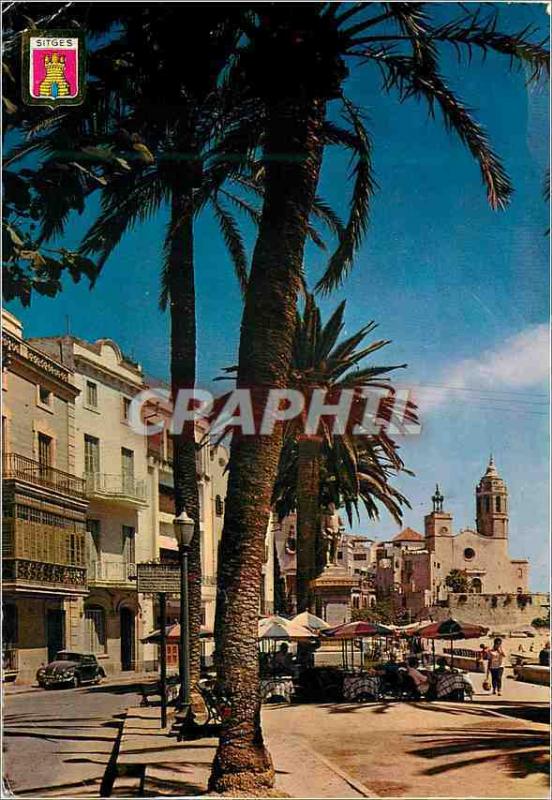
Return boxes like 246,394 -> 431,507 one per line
209,100 -> 325,795
167,188 -> 201,689
296,435 -> 322,613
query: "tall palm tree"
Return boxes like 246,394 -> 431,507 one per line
3,4 -> 352,687
272,294 -> 415,613
211,5 -> 548,792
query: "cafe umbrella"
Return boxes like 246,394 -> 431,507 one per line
291,611 -> 330,633
415,618 -> 489,669
321,620 -> 396,670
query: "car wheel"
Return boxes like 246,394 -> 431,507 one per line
72,674 -> 81,689
94,672 -> 103,685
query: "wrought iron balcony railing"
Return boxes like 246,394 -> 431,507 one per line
85,472 -> 147,503
3,453 -> 86,498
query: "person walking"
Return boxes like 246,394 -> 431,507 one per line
487,637 -> 506,695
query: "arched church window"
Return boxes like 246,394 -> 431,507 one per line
484,497 -> 490,513
471,578 -> 482,593
495,496 -> 501,512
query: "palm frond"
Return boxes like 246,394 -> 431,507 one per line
367,52 -> 513,210
210,197 -> 249,294
316,98 -> 376,294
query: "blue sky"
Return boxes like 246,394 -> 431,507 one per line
8,4 -> 550,588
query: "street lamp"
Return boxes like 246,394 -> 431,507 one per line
173,509 -> 195,722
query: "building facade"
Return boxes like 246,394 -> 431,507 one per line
375,458 -> 532,619
29,333 -> 157,675
2,311 -> 88,682
3,311 -> 274,683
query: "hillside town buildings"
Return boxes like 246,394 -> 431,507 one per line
273,457 -> 543,626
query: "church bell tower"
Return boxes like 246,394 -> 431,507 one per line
424,484 -> 453,552
476,456 -> 508,538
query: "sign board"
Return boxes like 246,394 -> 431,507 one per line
136,563 -> 180,595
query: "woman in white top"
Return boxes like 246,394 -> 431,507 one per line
487,637 -> 506,695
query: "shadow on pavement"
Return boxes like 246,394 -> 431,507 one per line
410,726 -> 549,783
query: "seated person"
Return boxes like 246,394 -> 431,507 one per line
273,643 -> 294,675
406,656 -> 430,696
435,656 -> 449,674
539,642 -> 550,667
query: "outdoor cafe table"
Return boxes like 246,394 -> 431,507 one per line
432,670 -> 474,699
342,672 -> 382,701
260,676 -> 294,703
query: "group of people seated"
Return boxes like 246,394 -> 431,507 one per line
371,655 -> 472,701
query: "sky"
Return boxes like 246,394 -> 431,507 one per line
7,4 -> 550,589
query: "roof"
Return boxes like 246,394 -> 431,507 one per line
393,527 -> 424,542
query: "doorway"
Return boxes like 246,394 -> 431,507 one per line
47,610 -> 65,662
120,607 -> 135,671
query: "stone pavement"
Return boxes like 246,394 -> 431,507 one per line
111,670 -> 549,798
112,705 -> 371,797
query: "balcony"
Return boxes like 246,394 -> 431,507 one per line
2,518 -> 87,594
3,453 -> 86,498
85,473 -> 147,506
88,560 -> 136,586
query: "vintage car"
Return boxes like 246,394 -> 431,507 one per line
36,651 -> 106,689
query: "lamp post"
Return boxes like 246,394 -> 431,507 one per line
173,509 -> 195,723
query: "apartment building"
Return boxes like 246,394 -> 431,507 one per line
2,311 -> 88,682
145,392 -> 274,654
30,333 -> 157,675
3,311 -> 275,682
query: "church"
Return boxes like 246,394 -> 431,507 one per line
376,457 -> 530,616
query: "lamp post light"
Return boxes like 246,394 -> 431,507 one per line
173,509 -> 195,723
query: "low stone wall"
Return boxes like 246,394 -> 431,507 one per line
428,592 -> 549,629
513,665 -> 550,686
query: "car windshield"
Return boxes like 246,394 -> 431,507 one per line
55,652 -> 81,662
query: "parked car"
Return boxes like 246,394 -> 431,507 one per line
36,651 -> 106,689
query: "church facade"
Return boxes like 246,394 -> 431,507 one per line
377,457 -> 530,617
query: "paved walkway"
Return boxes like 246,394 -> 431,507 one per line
262,672 -> 549,799
113,706 -> 370,797
111,671 -> 549,798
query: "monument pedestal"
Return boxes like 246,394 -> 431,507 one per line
311,566 -> 358,625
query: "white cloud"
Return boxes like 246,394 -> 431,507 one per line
411,323 -> 550,412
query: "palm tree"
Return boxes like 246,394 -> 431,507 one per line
211,5 -> 548,792
272,294 -> 415,613
3,4 -> 352,688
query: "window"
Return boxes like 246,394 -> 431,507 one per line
353,553 -> 367,561
471,577 -> 482,593
84,435 -> 100,474
38,386 -> 52,407
464,547 -> 476,560
86,381 -> 98,408
122,525 -> 135,563
85,607 -> 106,654
1,416 -> 7,454
215,495 -> 224,517
38,433 -> 52,469
484,497 -> 490,513
495,496 -> 501,512
122,397 -> 131,422
200,605 -> 207,626
121,448 -> 134,493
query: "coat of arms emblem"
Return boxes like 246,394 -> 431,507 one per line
22,30 -> 85,107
